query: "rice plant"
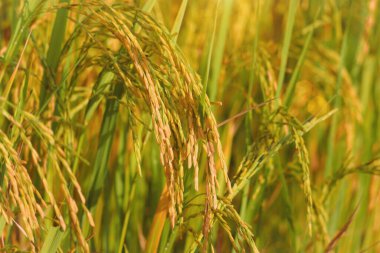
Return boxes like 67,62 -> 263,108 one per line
0,0 -> 379,252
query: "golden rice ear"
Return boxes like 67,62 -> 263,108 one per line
59,0 -> 231,233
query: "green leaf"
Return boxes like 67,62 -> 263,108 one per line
41,227 -> 64,253
86,82 -> 124,209
39,0 -> 70,111
171,0 -> 188,43
275,0 -> 299,104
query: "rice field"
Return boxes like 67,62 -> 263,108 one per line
0,0 -> 379,252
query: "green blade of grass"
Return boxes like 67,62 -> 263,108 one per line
41,227 -> 65,253
325,2 -> 354,239
284,5 -> 324,108
283,28 -> 314,108
86,82 -> 124,209
142,0 -> 157,12
275,0 -> 299,105
171,0 -> 188,43
117,175 -> 137,253
158,220 -> 171,253
163,223 -> 180,253
246,0 -> 261,133
10,0 -> 19,35
200,0 -> 220,112
324,17 -> 351,178
349,56 -> 376,252
117,125 -> 141,253
39,0 -> 70,110
208,0 -> 234,102
73,71 -> 113,174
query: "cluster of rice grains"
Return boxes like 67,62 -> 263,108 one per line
59,1 -> 232,250
0,100 -> 94,251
